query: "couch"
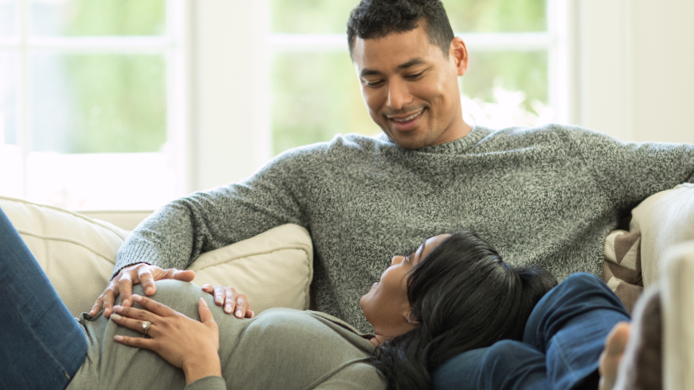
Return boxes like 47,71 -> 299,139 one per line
1,184 -> 693,389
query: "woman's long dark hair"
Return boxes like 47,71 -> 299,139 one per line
371,230 -> 558,390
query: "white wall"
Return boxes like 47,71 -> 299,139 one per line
191,0 -> 270,193
578,0 -> 694,143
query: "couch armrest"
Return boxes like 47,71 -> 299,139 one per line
661,241 -> 694,390
77,210 -> 154,231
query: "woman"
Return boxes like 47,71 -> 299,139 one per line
0,208 -> 631,390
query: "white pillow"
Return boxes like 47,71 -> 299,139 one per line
189,223 -> 314,313
0,196 -> 314,317
630,183 -> 694,286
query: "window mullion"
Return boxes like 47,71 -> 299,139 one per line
17,0 -> 30,200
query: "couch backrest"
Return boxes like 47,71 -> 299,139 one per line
0,196 -> 314,318
77,210 -> 153,231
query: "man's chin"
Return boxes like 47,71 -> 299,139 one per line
390,135 -> 428,150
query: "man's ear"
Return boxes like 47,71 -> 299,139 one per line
449,37 -> 469,76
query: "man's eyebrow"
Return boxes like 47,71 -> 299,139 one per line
360,68 -> 383,78
359,58 -> 427,78
396,58 -> 426,71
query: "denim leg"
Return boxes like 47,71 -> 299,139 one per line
523,273 -> 630,390
0,207 -> 88,390
433,341 -> 550,390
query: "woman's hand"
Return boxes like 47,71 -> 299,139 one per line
111,294 -> 221,384
201,284 -> 254,318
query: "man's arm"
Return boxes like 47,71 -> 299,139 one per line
561,126 -> 694,209
93,148 -> 312,316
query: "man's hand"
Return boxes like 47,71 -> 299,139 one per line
201,284 -> 254,318
91,263 -> 196,318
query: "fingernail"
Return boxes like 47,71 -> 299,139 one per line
114,306 -> 123,313
114,335 -> 123,342
236,310 -> 242,318
111,313 -> 122,321
224,304 -> 231,314
122,299 -> 129,307
145,287 -> 154,295
215,296 -> 223,305
132,295 -> 142,302
200,297 -> 208,307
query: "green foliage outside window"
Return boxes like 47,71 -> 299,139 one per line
51,0 -> 547,156
37,55 -> 167,154
35,0 -> 165,36
39,0 -> 167,154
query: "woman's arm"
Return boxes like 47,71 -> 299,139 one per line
111,294 -> 222,385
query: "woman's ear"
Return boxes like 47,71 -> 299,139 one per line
404,310 -> 419,326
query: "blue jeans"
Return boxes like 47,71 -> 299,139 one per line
434,273 -> 630,390
0,207 -> 87,390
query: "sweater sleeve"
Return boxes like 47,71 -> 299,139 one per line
560,126 -> 694,209
112,148 -> 312,278
185,376 -> 227,390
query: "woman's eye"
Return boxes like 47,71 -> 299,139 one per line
400,246 -> 418,259
365,80 -> 384,87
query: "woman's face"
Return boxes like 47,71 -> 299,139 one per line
360,234 -> 451,339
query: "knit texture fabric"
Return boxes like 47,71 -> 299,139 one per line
115,124 -> 694,332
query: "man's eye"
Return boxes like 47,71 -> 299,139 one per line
365,80 -> 384,87
405,71 -> 425,80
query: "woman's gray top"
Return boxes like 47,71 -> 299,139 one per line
67,281 -> 385,390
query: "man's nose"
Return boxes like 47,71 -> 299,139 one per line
387,80 -> 411,110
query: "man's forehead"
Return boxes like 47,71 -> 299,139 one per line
352,29 -> 440,71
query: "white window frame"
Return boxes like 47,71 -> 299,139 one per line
0,0 -> 191,204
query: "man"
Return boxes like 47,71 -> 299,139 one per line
92,0 -> 694,335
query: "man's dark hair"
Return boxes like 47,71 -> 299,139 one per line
347,0 -> 455,58
371,230 -> 558,390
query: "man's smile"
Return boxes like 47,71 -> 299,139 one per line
387,108 -> 425,132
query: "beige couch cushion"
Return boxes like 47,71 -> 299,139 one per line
189,224 -> 314,313
0,196 -> 313,317
0,196 -> 126,317
78,210 -> 154,231
631,183 -> 694,286
661,241 -> 694,390
603,183 -> 694,312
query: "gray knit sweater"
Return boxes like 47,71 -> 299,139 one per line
115,124 -> 694,332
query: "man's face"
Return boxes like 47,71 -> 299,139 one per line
351,24 -> 469,150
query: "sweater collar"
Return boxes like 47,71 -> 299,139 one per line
376,125 -> 490,154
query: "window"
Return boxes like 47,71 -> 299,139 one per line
0,0 -> 187,209
269,0 -> 567,156
1,1 -> 573,208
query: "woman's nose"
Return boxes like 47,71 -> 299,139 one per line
391,255 -> 405,266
